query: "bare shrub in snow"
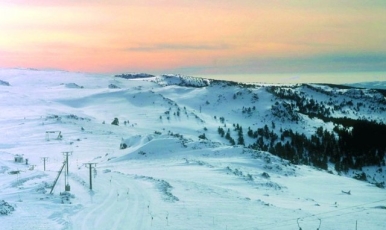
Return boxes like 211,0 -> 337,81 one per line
0,80 -> 10,86
0,200 -> 15,215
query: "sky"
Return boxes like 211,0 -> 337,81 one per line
0,0 -> 386,81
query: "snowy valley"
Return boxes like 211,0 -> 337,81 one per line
0,69 -> 385,230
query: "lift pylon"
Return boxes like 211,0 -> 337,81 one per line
50,161 -> 66,194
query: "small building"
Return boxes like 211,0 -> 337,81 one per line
14,155 -> 23,163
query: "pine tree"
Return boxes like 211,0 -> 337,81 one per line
111,118 -> 119,126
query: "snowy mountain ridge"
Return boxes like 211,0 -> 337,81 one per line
0,69 -> 385,230
347,81 -> 386,90
152,74 -> 211,87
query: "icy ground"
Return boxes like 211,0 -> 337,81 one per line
0,69 -> 385,230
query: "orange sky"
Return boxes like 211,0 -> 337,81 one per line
0,1 -> 385,75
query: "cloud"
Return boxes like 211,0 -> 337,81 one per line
329,54 -> 386,65
0,0 -> 125,7
1,0 -> 385,75
168,53 -> 386,75
126,43 -> 231,52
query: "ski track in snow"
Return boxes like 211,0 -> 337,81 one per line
71,172 -> 149,230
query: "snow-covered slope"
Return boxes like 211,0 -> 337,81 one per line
0,69 -> 385,230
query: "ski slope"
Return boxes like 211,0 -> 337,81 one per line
0,69 -> 385,230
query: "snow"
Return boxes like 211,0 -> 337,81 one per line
0,68 -> 385,230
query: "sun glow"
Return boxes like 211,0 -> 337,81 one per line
1,1 -> 385,78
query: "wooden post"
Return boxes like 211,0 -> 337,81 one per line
41,157 -> 49,171
62,152 -> 72,176
89,166 -> 92,190
50,162 -> 66,194
84,163 -> 97,190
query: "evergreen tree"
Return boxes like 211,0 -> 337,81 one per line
111,117 -> 119,126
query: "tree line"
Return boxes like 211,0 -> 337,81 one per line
218,119 -> 386,175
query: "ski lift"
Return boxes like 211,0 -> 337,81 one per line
46,131 -> 62,141
297,218 -> 321,230
317,218 -> 321,230
297,218 -> 302,230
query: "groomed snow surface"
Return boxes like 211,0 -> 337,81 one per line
0,69 -> 385,230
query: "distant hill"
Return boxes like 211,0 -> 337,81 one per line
347,81 -> 386,90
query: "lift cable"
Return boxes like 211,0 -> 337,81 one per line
243,198 -> 386,230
